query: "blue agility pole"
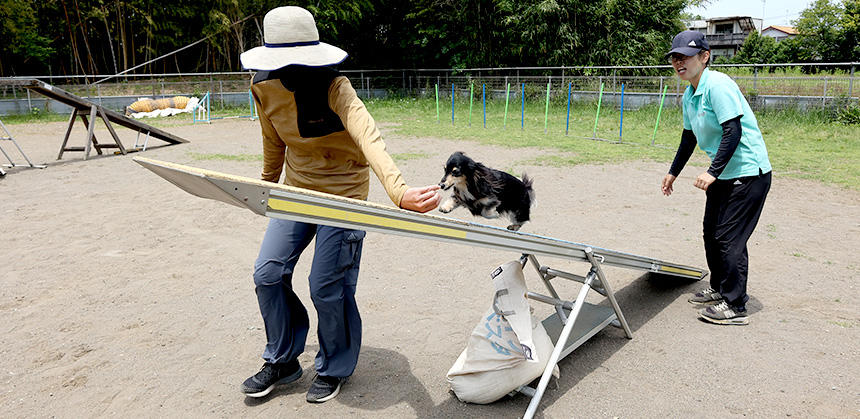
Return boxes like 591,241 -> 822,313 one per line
651,85 -> 669,145
544,82 -> 550,134
592,82 -> 604,139
619,83 -> 625,142
452,84 -> 455,125
469,82 -> 474,127
435,83 -> 439,123
504,83 -> 510,128
521,83 -> 525,130
565,82 -> 572,136
249,89 -> 257,120
482,83 -> 486,128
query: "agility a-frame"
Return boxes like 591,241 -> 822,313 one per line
134,157 -> 706,418
0,79 -> 188,160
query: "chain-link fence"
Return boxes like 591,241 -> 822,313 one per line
1,63 -> 857,115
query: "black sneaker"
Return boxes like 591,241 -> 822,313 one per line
240,360 -> 302,398
306,374 -> 346,403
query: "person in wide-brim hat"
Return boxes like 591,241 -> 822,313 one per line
240,6 -> 347,70
237,5 -> 441,405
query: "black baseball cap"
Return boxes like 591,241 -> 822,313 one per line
665,30 -> 710,58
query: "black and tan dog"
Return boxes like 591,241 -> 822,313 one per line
438,151 -> 534,231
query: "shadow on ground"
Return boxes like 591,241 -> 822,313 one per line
271,273 -> 701,417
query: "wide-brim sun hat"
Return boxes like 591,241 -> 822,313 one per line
665,30 -> 710,59
240,6 -> 348,71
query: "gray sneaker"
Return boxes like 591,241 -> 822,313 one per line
688,287 -> 724,305
699,302 -> 749,325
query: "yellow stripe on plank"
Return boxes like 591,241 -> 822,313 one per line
659,265 -> 703,277
268,198 -> 467,239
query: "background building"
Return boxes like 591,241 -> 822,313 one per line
685,16 -> 764,60
761,25 -> 798,42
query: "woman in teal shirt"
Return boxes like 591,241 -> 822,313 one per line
661,31 -> 772,326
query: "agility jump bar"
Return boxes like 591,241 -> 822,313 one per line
134,157 -> 706,280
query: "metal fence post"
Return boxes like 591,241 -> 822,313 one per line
753,66 -> 758,91
659,76 -> 663,99
612,69 -> 617,94
822,77 -> 827,109
219,80 -> 224,108
850,64 -> 855,99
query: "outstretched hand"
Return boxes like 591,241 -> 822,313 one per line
661,174 -> 676,196
400,184 -> 441,213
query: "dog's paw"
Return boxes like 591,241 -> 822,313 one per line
439,199 -> 456,213
506,224 -> 523,231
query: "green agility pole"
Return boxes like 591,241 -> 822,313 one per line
504,83 -> 510,128
544,82 -> 551,134
651,85 -> 669,145
592,82 -> 604,139
469,82 -> 474,127
435,84 -> 439,123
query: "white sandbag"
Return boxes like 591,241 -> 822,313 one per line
446,261 -> 559,404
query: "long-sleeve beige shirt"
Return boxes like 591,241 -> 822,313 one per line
251,75 -> 409,206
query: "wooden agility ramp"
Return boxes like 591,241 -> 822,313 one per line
135,157 -> 707,418
0,79 -> 188,160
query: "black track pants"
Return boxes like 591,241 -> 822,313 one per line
703,171 -> 771,309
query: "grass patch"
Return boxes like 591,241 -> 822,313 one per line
366,97 -> 860,190
390,152 -> 430,162
187,152 -> 262,162
4,96 -> 857,190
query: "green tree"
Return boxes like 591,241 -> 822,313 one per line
0,0 -> 54,75
794,0 -> 844,61
733,31 -> 779,64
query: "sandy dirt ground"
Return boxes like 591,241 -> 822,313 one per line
1,117 -> 858,418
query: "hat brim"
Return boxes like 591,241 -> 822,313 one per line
240,42 -> 348,71
664,46 -> 706,59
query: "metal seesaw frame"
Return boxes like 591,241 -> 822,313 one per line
134,157 -> 706,418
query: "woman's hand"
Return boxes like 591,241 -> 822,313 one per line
661,174 -> 676,196
694,172 -> 716,191
400,184 -> 441,213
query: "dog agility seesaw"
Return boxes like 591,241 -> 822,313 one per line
134,157 -> 706,419
0,79 -> 188,160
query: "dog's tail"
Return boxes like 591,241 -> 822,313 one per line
521,173 -> 535,204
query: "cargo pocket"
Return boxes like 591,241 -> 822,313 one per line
337,230 -> 366,272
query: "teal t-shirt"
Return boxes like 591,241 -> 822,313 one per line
682,68 -> 772,179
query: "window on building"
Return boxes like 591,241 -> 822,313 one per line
715,23 -> 734,34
